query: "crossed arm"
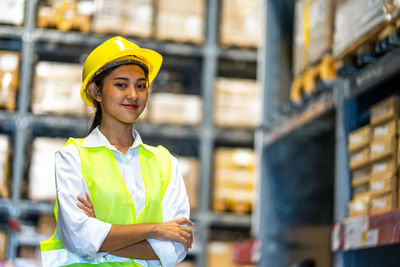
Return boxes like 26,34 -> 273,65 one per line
77,193 -> 194,260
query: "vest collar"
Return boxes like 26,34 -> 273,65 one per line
81,127 -> 157,154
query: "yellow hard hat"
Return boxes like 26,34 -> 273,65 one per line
81,36 -> 163,107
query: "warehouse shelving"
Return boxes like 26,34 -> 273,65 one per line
0,0 -> 258,265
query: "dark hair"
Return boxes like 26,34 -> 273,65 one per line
88,63 -> 149,134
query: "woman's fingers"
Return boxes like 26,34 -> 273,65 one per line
76,194 -> 96,218
174,217 -> 194,227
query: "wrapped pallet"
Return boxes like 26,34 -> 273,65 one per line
0,0 -> 25,26
214,78 -> 261,129
0,135 -> 10,199
293,0 -> 335,77
148,93 -> 202,126
92,0 -> 153,38
333,0 -> 400,59
0,51 -> 20,111
220,0 -> 262,48
32,61 -> 90,117
155,0 -> 205,44
213,147 -> 256,213
29,137 -> 67,201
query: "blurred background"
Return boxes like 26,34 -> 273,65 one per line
1,0 -> 400,266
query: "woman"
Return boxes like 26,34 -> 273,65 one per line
40,36 -> 194,267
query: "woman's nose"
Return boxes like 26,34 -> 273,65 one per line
127,86 -> 138,100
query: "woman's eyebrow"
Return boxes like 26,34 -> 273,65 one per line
113,77 -> 130,81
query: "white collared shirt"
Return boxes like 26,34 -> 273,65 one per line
55,127 -> 190,267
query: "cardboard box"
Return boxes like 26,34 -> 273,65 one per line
155,0 -> 205,44
0,135 -> 10,199
347,125 -> 370,152
370,193 -> 396,215
0,0 -> 24,25
29,137 -> 67,201
0,231 -> 6,260
370,172 -> 397,197
348,198 -> 369,217
370,157 -> 397,177
92,0 -> 153,38
369,137 -> 397,162
37,213 -> 57,236
333,0 -> 400,59
0,51 -> 20,111
349,147 -> 369,170
214,148 -> 256,169
208,241 -> 241,267
370,96 -> 400,126
219,0 -> 262,48
177,157 -> 199,210
293,0 -> 335,76
371,119 -> 397,140
352,183 -> 369,200
148,93 -> 202,126
33,62 -> 90,117
351,165 -> 370,187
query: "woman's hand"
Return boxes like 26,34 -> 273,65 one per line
155,217 -> 194,251
76,192 -> 96,218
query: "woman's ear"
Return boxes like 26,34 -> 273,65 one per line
88,82 -> 102,103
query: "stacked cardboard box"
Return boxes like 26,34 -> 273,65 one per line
0,135 -> 10,199
0,231 -> 6,260
28,137 -> 67,202
333,0 -> 400,59
0,51 -> 20,111
92,0 -> 153,38
32,61 -> 89,117
347,96 -> 400,217
213,148 -> 256,214
155,0 -> 205,44
177,156 -> 199,210
219,0 -> 262,48
37,0 -> 92,32
148,93 -> 202,126
214,78 -> 260,129
293,0 -> 335,77
0,0 -> 24,26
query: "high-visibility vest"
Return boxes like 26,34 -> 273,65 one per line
40,138 -> 172,266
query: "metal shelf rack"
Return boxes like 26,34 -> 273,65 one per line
0,0 -> 259,266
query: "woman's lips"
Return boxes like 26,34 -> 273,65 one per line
122,104 -> 138,110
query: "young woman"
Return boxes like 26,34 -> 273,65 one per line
40,36 -> 194,267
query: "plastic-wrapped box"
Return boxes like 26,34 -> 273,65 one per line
0,51 -> 20,111
92,0 -> 153,38
293,0 -> 335,77
333,0 -> 400,59
0,0 -> 25,26
28,137 -> 67,201
155,0 -> 205,44
148,93 -> 202,126
0,135 -> 10,199
32,61 -> 89,117
219,0 -> 262,48
214,78 -> 261,129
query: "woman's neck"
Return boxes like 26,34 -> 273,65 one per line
99,119 -> 134,154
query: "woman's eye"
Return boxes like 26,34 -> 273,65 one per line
115,83 -> 127,88
137,84 -> 147,89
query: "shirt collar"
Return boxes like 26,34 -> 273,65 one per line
81,126 -> 157,154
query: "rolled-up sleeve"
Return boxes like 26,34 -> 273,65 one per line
147,155 -> 191,266
55,144 -> 111,257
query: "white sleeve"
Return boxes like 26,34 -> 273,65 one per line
55,144 -> 112,257
147,155 -> 191,266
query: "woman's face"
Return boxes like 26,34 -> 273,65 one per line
96,64 -> 148,125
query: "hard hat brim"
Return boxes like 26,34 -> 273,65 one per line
81,47 -> 163,107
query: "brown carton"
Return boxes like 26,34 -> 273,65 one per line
0,231 -> 6,260
348,197 -> 369,217
370,193 -> 396,215
370,157 -> 397,177
347,125 -> 370,152
351,165 -> 370,187
371,119 -> 397,140
369,172 -> 397,197
349,147 -> 369,170
370,96 -> 400,126
177,157 -> 199,210
369,137 -> 397,162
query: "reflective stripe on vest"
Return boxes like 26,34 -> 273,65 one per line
40,138 -> 171,266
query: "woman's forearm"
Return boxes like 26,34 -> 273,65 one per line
99,223 -> 157,252
109,240 -> 158,260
